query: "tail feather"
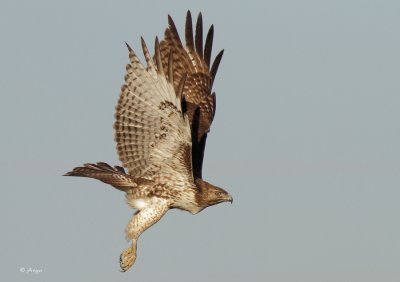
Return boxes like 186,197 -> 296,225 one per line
114,165 -> 126,173
64,162 -> 136,192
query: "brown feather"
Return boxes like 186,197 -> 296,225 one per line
210,49 -> 224,86
154,37 -> 164,75
177,73 -> 187,102
64,162 -> 141,192
168,15 -> 183,47
185,11 -> 194,50
195,13 -> 203,59
157,11 -> 224,181
141,36 -> 156,71
204,24 -> 214,68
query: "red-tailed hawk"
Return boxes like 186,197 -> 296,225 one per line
64,11 -> 232,272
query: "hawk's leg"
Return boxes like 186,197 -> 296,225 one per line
120,199 -> 169,272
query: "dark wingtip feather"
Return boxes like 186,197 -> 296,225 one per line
125,41 -> 133,52
210,49 -> 224,86
204,24 -> 214,68
140,36 -> 149,52
168,14 -> 181,42
195,12 -> 203,59
185,10 -> 194,50
167,14 -> 175,29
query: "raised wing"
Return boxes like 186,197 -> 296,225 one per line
114,38 -> 194,189
157,11 -> 224,180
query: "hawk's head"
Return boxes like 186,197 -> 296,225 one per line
195,179 -> 233,208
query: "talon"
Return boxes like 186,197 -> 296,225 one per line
119,244 -> 137,272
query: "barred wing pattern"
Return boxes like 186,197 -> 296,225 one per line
64,162 -> 150,192
158,11 -> 224,179
114,39 -> 194,189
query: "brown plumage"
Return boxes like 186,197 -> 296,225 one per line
64,11 -> 231,272
157,11 -> 224,179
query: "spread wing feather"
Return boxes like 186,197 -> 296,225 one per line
158,11 -> 224,179
64,162 -> 151,192
114,39 -> 193,189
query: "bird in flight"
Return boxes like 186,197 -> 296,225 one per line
64,11 -> 232,272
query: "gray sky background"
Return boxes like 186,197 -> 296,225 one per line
1,0 -> 399,281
